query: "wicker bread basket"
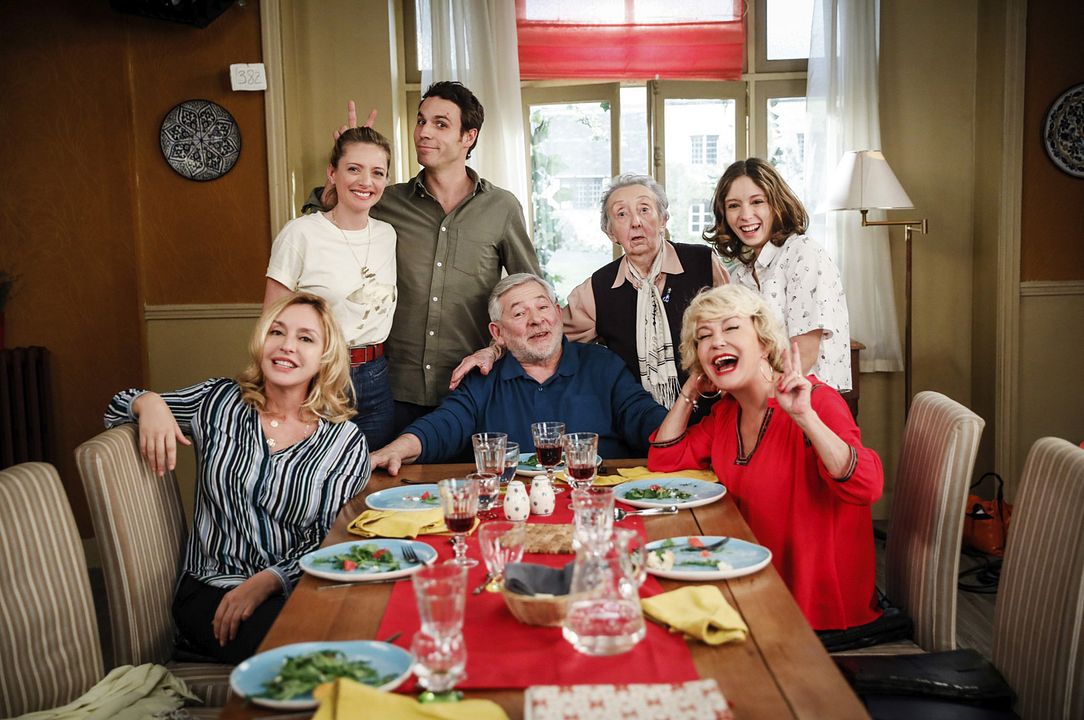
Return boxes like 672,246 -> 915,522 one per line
500,585 -> 576,627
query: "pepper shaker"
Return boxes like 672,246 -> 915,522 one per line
529,475 -> 556,516
504,480 -> 530,521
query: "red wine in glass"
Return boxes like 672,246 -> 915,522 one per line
446,515 -> 475,533
568,464 -> 595,482
536,444 -> 563,468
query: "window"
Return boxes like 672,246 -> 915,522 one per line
690,135 -> 720,165
688,201 -> 713,235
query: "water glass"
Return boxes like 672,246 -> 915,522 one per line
412,563 -> 468,642
563,432 -> 599,490
438,477 -> 480,567
530,421 -> 565,485
472,432 -> 507,477
411,630 -> 467,702
468,471 -> 501,518
570,487 -> 615,549
478,520 -> 526,591
501,441 -> 520,484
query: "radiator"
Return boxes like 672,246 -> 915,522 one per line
0,346 -> 55,468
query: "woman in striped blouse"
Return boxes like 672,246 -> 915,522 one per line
106,292 -> 370,663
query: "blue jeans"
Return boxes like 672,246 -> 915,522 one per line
350,356 -> 395,451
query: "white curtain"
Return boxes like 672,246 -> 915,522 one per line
419,0 -> 529,211
804,0 -> 902,371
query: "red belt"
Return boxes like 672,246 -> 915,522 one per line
350,343 -> 384,365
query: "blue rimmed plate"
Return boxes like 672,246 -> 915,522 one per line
229,640 -> 412,710
613,478 -> 726,510
365,483 -> 442,512
645,536 -> 772,581
299,539 -> 436,582
516,451 -> 602,477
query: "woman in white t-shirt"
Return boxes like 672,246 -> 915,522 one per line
704,158 -> 852,392
264,127 -> 398,449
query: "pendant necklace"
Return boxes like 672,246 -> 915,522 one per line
261,409 -> 314,449
330,209 -> 373,281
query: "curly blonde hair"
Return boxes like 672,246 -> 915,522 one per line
237,292 -> 355,422
678,285 -> 789,380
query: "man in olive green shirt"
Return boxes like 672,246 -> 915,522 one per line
332,82 -> 540,432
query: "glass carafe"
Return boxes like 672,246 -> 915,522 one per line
562,527 -> 647,655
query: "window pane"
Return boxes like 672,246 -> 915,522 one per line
529,102 -> 613,301
766,95 -> 808,209
523,0 -> 737,23
664,98 -> 736,245
620,86 -> 649,175
766,0 -> 813,60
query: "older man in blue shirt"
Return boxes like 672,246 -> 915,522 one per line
372,273 -> 667,474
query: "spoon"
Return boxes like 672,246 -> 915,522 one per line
471,572 -> 495,595
613,505 -> 679,521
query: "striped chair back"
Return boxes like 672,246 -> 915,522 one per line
993,437 -> 1084,720
885,390 -> 985,652
75,424 -> 187,666
0,462 -> 103,716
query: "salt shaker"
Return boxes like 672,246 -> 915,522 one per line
529,476 -> 556,516
504,480 -> 531,521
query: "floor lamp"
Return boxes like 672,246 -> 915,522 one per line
824,150 -> 928,415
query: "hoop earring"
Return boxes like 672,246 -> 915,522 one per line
698,389 -> 721,399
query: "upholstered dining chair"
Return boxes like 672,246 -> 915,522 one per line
841,438 -> 1084,719
0,462 -> 103,717
990,437 -> 1084,720
75,423 -> 231,707
884,390 -> 986,652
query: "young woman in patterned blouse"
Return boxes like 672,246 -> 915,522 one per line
705,158 -> 852,392
106,292 -> 370,663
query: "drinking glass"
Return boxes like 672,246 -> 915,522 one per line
478,520 -> 526,592
471,432 -> 507,477
438,477 -> 480,567
468,471 -> 500,519
570,487 -> 615,549
563,432 -> 599,491
411,631 -> 467,703
501,441 -> 520,485
530,421 -> 566,486
412,563 -> 468,642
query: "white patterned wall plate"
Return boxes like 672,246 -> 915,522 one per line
1043,83 -> 1084,179
159,99 -> 241,181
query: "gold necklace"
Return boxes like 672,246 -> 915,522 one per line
330,209 -> 374,281
260,409 -> 314,449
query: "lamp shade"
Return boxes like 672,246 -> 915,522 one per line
823,150 -> 914,211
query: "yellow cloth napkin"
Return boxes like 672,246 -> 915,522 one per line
616,466 -> 719,483
313,678 -> 509,720
641,585 -> 748,645
348,508 -> 478,539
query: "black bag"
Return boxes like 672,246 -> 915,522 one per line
835,648 -> 1016,705
816,592 -> 913,652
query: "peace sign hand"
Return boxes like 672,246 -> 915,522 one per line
775,340 -> 813,419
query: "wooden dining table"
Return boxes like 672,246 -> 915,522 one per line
219,460 -> 869,719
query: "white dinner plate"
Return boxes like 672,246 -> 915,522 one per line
365,483 -> 442,512
229,640 -> 411,710
645,536 -> 772,581
613,478 -> 726,510
299,539 -> 436,582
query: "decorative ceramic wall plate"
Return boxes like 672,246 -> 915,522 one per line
159,99 -> 241,181
1043,83 -> 1084,179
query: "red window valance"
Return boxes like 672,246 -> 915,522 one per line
516,0 -> 744,81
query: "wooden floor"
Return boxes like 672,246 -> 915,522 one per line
873,523 -> 999,657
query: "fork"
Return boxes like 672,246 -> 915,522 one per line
402,544 -> 420,564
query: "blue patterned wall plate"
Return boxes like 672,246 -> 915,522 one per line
1043,83 -> 1084,179
159,99 -> 241,181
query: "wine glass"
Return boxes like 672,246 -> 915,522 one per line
530,421 -> 565,487
562,432 -> 599,491
501,441 -> 520,485
438,477 -> 480,567
411,630 -> 467,703
412,563 -> 468,642
468,471 -> 500,519
478,520 -> 526,592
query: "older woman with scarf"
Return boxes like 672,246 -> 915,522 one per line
450,174 -> 728,416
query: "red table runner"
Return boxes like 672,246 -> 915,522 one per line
376,502 -> 700,689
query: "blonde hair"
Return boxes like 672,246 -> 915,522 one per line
679,285 -> 789,379
237,292 -> 355,422
321,126 -> 393,211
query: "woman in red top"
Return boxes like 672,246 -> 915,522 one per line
648,284 -> 882,631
